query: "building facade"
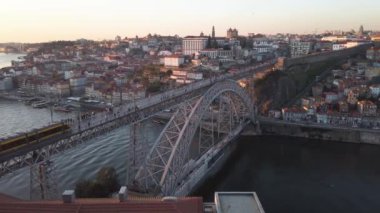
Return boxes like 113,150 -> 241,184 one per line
289,40 -> 314,57
227,28 -> 238,38
182,36 -> 208,55
164,55 -> 185,67
367,47 -> 380,61
358,100 -> 377,116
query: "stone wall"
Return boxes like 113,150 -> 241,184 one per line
278,44 -> 371,70
253,122 -> 380,145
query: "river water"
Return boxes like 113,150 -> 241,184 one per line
193,136 -> 380,213
0,100 -> 72,138
0,53 -> 26,68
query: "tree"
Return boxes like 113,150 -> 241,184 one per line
240,37 -> 247,48
206,36 -> 212,49
147,81 -> 161,93
96,167 -> 119,194
212,39 -> 218,48
88,182 -> 108,198
75,179 -> 92,198
166,69 -> 173,76
74,167 -> 120,198
223,45 -> 231,50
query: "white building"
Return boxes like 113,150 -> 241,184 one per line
64,71 -> 75,80
332,43 -> 347,51
252,38 -> 277,53
332,41 -> 367,51
164,55 -> 185,67
182,36 -> 208,55
369,85 -> 380,98
321,35 -> 353,42
170,70 -> 203,84
253,46 -> 273,54
289,40 -> 314,57
187,72 -> 203,80
199,49 -> 233,59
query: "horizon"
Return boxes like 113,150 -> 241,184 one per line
1,0 -> 380,43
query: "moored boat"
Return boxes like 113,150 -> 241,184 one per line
54,106 -> 72,112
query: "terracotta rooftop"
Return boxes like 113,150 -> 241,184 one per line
0,194 -> 203,213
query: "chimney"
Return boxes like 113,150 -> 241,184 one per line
62,190 -> 75,203
118,186 -> 128,202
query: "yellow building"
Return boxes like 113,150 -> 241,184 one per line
371,35 -> 380,42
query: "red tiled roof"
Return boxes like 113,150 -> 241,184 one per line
0,194 -> 21,203
0,194 -> 203,213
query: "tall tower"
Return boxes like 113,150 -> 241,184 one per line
358,25 -> 364,36
212,26 -> 215,38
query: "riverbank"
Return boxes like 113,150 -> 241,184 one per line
242,120 -> 380,145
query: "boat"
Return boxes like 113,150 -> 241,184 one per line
152,118 -> 167,124
84,99 -> 100,103
54,106 -> 72,112
32,101 -> 48,108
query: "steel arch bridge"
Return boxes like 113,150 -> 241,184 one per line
131,80 -> 255,195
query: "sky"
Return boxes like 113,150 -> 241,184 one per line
0,0 -> 379,43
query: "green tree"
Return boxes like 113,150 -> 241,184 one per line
96,167 -> 120,194
75,179 -> 92,198
206,36 -> 212,49
166,69 -> 173,76
147,81 -> 161,93
88,182 -> 108,198
74,167 -> 120,198
212,39 -> 218,48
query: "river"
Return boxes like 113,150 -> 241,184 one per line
193,136 -> 380,213
0,100 -> 72,138
0,53 -> 26,69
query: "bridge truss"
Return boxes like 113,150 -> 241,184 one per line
131,80 -> 254,195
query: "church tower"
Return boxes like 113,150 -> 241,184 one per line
212,26 -> 215,38
358,25 -> 364,36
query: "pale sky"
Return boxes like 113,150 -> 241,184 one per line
1,0 -> 379,43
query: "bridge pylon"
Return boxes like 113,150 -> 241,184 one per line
29,152 -> 59,200
126,122 -> 151,190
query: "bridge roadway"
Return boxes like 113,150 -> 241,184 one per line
0,60 -> 276,177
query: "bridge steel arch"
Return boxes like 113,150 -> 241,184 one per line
133,80 -> 254,195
